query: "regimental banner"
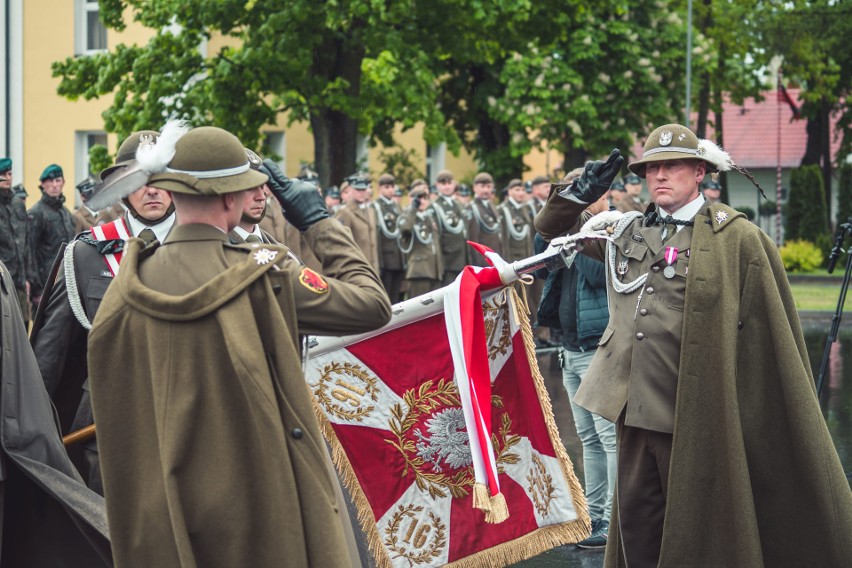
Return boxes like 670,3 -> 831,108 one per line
306,286 -> 589,567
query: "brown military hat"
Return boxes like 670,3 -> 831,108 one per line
436,169 -> 454,183
148,126 -> 268,195
474,172 -> 493,185
507,178 -> 523,189
100,130 -> 160,181
628,123 -> 732,177
378,173 -> 395,186
531,175 -> 550,185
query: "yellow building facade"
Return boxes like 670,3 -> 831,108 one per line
1,1 -> 551,209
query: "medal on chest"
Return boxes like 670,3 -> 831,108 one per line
663,246 -> 678,279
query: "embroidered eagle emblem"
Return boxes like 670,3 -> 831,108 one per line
299,267 -> 329,294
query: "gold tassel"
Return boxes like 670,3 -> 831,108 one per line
484,492 -> 509,524
473,482 -> 491,511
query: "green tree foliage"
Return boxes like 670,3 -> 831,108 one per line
786,164 -> 828,243
376,147 -> 424,189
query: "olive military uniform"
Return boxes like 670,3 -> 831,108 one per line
498,197 -> 534,261
374,195 -> 405,301
466,198 -> 503,265
335,200 -> 380,273
398,207 -> 443,297
431,194 -> 468,285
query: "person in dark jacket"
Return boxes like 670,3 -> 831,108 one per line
536,188 -> 615,550
27,164 -> 75,310
0,157 -> 33,323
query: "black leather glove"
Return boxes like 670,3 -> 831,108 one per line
261,159 -> 329,231
570,148 -> 624,203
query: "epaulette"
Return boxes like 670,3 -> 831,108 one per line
76,232 -> 98,246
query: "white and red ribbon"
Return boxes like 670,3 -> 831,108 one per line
90,217 -> 131,276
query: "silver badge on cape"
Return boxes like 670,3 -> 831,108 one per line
663,265 -> 676,279
253,248 -> 278,265
715,211 -> 729,225
617,259 -> 629,276
659,131 -> 673,146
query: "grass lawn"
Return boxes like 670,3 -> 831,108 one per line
789,282 -> 852,312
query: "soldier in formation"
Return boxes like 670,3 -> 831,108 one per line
467,172 -> 503,264
0,157 -> 33,322
374,173 -> 405,302
430,169 -> 468,285
399,183 -> 443,297
335,173 -> 380,274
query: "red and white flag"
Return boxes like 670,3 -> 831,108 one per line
306,258 -> 589,567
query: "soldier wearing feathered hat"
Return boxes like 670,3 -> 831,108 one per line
86,124 -> 390,568
534,125 -> 852,566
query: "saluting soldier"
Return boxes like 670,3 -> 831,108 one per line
0,157 -> 33,322
335,173 -> 380,273
30,130 -> 177,493
87,125 -> 391,568
466,172 -> 503,265
374,173 -> 405,302
430,169 -> 468,286
535,126 -> 852,567
399,184 -> 443,297
28,164 -> 76,311
616,172 -> 647,213
498,178 -> 534,262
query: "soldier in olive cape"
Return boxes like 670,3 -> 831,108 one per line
535,126 -> 852,567
88,125 -> 392,568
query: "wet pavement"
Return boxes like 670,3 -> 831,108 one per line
511,317 -> 852,568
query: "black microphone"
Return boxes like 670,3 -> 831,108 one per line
827,223 -> 850,274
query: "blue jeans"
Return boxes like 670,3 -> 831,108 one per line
562,348 -> 617,521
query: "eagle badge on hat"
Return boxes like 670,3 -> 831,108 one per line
245,148 -> 262,166
253,248 -> 279,265
659,131 -> 673,146
299,267 -> 329,294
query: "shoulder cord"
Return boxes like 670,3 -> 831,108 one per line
501,205 -> 531,241
63,240 -> 93,331
471,202 -> 500,234
372,201 -> 401,239
606,211 -> 648,295
433,201 -> 467,235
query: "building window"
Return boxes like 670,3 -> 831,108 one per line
75,0 -> 107,55
263,131 -> 286,171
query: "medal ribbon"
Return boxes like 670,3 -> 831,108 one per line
664,246 -> 678,266
91,218 -> 131,276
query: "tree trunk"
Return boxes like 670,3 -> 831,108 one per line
696,72 -> 711,139
309,36 -> 365,188
820,98 -> 832,222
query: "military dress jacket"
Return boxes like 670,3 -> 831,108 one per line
430,195 -> 468,272
259,198 -> 323,273
466,198 -> 503,265
374,196 -> 404,271
535,194 -> 852,568
498,198 -> 534,261
73,203 -> 125,234
398,208 -> 443,280
335,201 -> 380,273
28,194 -> 76,297
0,188 -> 31,289
616,196 -> 646,213
88,219 -> 391,568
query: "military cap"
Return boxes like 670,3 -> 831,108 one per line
324,186 -> 341,199
610,179 -> 626,191
436,169 -> 454,183
345,173 -> 370,190
148,126 -> 268,195
100,131 -> 160,180
409,179 -> 428,192
531,175 -> 550,186
76,176 -> 98,199
0,158 -> 11,173
40,164 -> 64,181
473,172 -> 493,185
507,178 -> 523,190
628,123 -> 732,177
378,173 -> 395,186
701,179 -> 722,191
458,183 -> 472,196
624,173 -> 642,185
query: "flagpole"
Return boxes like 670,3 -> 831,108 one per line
776,72 -> 783,245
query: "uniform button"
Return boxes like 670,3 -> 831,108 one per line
652,265 -> 661,273
636,332 -> 645,340
272,284 -> 282,294
737,321 -> 744,329
291,428 -> 304,439
646,286 -> 654,294
639,308 -> 648,316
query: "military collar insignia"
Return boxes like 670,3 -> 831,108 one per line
299,267 -> 329,294
678,132 -> 687,141
659,131 -> 673,146
715,211 -> 729,225
253,248 -> 278,265
632,233 -> 644,243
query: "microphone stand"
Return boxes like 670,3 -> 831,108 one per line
817,219 -> 852,395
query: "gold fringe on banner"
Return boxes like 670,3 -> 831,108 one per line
473,481 -> 492,512
484,492 -> 509,524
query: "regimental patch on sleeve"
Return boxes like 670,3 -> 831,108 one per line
299,267 -> 329,294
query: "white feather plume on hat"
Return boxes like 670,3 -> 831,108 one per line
697,139 -> 733,172
136,119 -> 190,174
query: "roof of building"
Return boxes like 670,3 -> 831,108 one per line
630,88 -> 843,169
